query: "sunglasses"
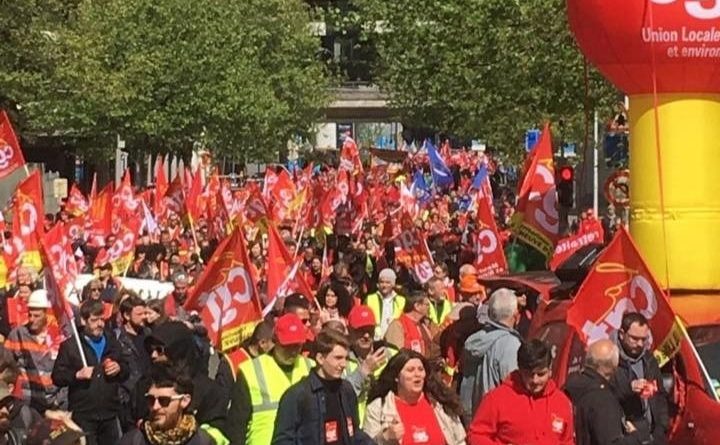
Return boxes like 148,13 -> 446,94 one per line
148,344 -> 166,355
90,288 -> 102,292
145,394 -> 185,408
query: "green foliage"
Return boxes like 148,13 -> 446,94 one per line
1,0 -> 330,161
358,0 -> 618,160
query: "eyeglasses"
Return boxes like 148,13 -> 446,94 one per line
90,288 -> 102,292
145,394 -> 185,408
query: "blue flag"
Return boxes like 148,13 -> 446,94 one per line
425,139 -> 454,188
412,170 -> 432,205
471,164 -> 489,190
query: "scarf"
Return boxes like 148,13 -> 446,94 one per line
143,414 -> 197,445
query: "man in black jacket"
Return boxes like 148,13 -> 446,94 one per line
114,293 -> 152,431
136,321 -> 227,432
612,312 -> 669,445
272,329 -> 373,445
565,339 -> 653,445
51,299 -> 129,445
119,366 -> 217,445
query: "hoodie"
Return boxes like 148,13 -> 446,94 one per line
468,371 -> 574,445
460,321 -> 521,419
134,322 -> 228,431
564,369 -> 652,445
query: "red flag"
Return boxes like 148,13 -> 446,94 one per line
549,229 -> 604,271
340,135 -> 363,175
94,216 -> 142,275
566,227 -> 683,366
113,170 -> 139,220
266,223 -> 315,302
0,111 -> 26,179
395,213 -> 434,284
164,174 -> 185,218
474,185 -> 508,278
511,122 -> 559,259
88,183 -> 113,244
41,224 -> 79,301
186,168 -> 203,222
184,227 -> 263,351
154,155 -> 168,216
65,184 -> 89,217
12,171 -> 44,271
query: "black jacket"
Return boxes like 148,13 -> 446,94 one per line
272,370 -> 374,445
565,369 -> 653,445
611,350 -> 669,445
51,329 -> 129,420
134,322 -> 228,431
118,427 -> 215,445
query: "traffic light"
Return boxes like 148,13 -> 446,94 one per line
557,166 -> 574,208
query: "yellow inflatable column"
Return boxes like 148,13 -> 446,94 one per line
630,94 -> 720,290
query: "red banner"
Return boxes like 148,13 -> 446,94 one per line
511,122 -> 559,259
549,228 -> 604,271
184,227 -> 263,351
0,111 -> 26,179
567,227 -> 683,366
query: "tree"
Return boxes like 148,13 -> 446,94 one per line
358,0 -> 618,160
4,0 -> 331,161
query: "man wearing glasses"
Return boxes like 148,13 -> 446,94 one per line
119,366 -> 217,445
611,312 -> 669,445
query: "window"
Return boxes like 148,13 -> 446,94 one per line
688,324 -> 720,398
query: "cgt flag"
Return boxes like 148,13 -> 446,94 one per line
511,122 -> 559,259
567,226 -> 683,366
0,110 -> 26,179
184,227 -> 263,352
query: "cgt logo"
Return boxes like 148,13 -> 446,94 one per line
0,141 -> 14,170
652,0 -> 720,19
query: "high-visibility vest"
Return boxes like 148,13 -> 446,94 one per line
344,346 -> 398,425
428,299 -> 452,325
365,292 -> 406,338
239,354 -> 313,445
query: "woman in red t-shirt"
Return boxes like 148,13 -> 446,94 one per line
363,349 -> 467,445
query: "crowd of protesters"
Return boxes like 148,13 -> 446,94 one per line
0,144 -> 658,445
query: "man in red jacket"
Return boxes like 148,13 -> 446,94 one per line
468,339 -> 574,445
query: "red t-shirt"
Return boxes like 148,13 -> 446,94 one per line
394,394 -> 445,445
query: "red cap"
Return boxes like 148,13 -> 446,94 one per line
347,305 -> 376,330
274,314 -> 307,346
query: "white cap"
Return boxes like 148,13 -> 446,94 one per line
27,290 -> 51,309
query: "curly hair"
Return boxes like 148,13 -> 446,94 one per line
366,348 -> 463,419
316,281 -> 353,318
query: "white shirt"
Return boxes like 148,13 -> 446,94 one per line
377,292 -> 397,340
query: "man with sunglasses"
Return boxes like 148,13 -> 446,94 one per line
52,299 -> 128,445
0,380 -> 41,445
611,312 -> 669,445
119,366 -> 216,445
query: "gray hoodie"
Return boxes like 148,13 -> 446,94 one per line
460,320 -> 521,422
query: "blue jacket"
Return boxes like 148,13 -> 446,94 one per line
272,370 -> 374,445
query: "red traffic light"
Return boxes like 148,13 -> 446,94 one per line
559,166 -> 574,182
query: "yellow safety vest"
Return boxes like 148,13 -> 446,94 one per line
239,354 -> 313,445
344,346 -> 398,425
365,292 -> 406,338
428,299 -> 452,326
